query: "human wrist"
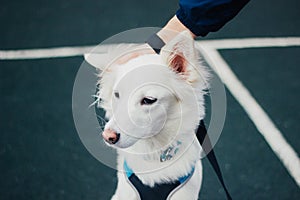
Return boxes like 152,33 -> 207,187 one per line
157,15 -> 196,44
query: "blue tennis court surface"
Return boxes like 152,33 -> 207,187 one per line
0,0 -> 299,199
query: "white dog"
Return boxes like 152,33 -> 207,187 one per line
86,31 -> 210,200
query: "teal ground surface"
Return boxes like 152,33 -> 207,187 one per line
0,0 -> 299,199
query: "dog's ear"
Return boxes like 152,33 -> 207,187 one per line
161,31 -> 199,83
85,43 -> 144,71
84,53 -> 109,71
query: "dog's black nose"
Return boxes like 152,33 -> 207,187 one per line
108,133 -> 120,144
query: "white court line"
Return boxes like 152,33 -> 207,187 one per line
1,37 -> 300,187
0,45 -> 96,60
197,44 -> 300,187
199,37 -> 300,49
0,37 -> 299,60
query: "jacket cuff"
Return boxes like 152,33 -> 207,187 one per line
176,8 -> 209,37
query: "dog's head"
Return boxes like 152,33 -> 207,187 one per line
85,31 -> 209,152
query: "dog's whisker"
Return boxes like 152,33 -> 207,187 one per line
89,99 -> 98,107
96,114 -> 107,130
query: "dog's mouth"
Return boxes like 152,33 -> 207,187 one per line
102,129 -> 143,149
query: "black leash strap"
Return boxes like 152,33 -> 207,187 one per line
197,120 -> 232,200
146,33 -> 165,54
146,33 -> 232,200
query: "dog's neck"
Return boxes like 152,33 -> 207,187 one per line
117,134 -> 201,187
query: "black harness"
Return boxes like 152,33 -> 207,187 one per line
124,161 -> 195,200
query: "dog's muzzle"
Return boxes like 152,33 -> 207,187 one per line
102,129 -> 120,144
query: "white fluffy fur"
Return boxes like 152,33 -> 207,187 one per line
85,31 -> 210,200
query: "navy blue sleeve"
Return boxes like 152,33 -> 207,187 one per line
176,0 -> 250,36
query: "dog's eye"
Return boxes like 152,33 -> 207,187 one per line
114,92 -> 120,99
141,97 -> 157,105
